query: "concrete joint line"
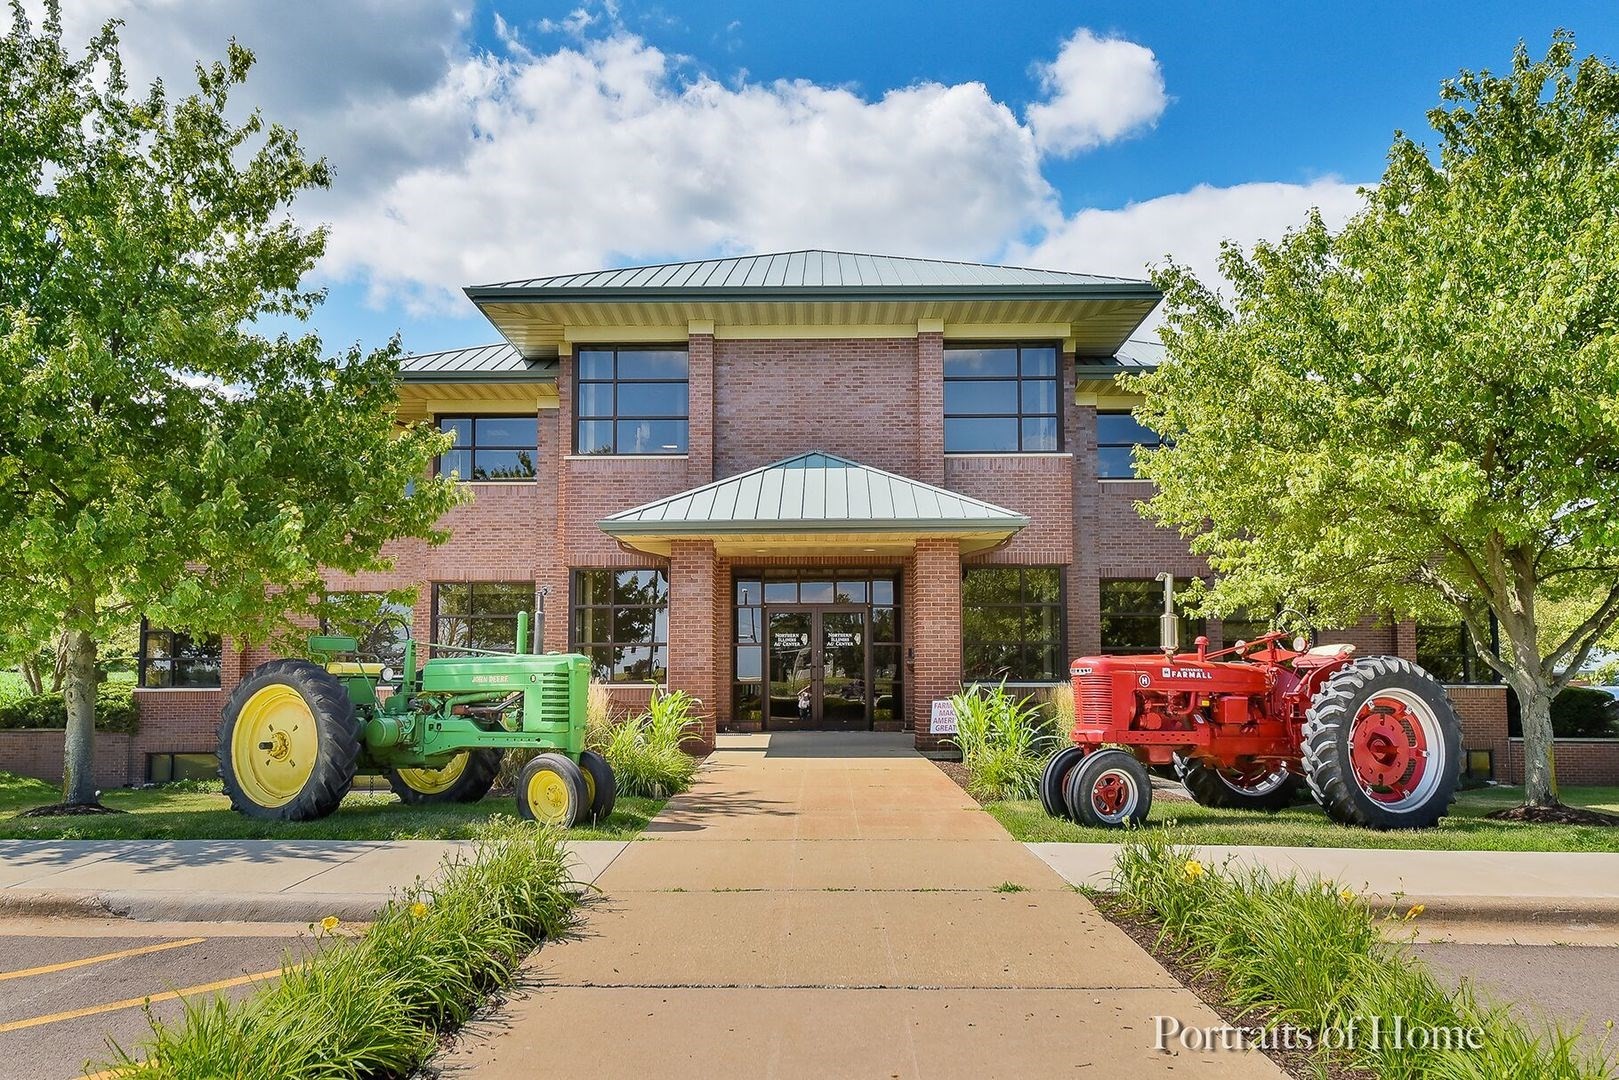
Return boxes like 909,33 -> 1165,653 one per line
539,982 -> 1181,991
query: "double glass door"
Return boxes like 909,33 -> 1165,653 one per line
766,607 -> 869,730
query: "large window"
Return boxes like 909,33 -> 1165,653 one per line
434,582 -> 533,654
572,569 -> 669,682
1417,622 -> 1497,684
962,567 -> 1065,682
436,415 -> 537,481
138,624 -> 222,688
322,593 -> 413,670
943,344 -> 1060,453
575,347 -> 689,455
1096,411 -> 1163,479
1099,579 -> 1207,654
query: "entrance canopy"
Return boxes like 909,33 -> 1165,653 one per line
599,451 -> 1028,557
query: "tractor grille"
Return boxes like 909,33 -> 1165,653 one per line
535,669 -> 572,719
1078,675 -> 1113,723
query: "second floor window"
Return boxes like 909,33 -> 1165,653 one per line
943,344 -> 1060,453
138,623 -> 222,688
576,347 -> 689,455
1096,411 -> 1162,479
437,416 -> 537,481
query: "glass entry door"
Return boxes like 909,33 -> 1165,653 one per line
766,607 -> 870,729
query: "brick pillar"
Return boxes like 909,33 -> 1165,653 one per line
1069,352 -> 1102,656
1394,620 -> 1418,662
535,404 -> 570,652
687,329 -> 715,487
667,538 -> 720,751
915,328 -> 945,485
908,537 -> 962,751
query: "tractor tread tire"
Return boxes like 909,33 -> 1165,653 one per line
1040,746 -> 1087,819
578,749 -> 618,823
1301,655 -> 1461,831
1174,754 -> 1302,813
219,660 -> 361,822
1061,748 -> 1152,829
388,749 -> 503,805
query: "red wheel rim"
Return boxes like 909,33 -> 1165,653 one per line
1349,693 -> 1432,807
1090,769 -> 1137,821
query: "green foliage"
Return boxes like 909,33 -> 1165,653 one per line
602,689 -> 702,798
0,682 -> 137,733
1550,687 -> 1619,738
1133,34 -> 1619,804
1109,831 -> 1612,1078
949,681 -> 1055,800
100,818 -> 577,1078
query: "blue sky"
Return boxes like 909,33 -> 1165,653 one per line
59,1 -> 1619,356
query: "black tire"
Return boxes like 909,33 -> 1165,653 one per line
577,750 -> 617,823
1301,655 -> 1462,830
1174,754 -> 1302,813
1062,748 -> 1152,828
219,659 -> 361,822
515,753 -> 587,827
1040,746 -> 1087,819
387,749 -> 503,805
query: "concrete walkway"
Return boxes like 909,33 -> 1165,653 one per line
433,733 -> 1282,1079
0,839 -> 628,921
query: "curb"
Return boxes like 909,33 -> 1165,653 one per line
0,889 -> 387,923
1362,893 -> 1619,927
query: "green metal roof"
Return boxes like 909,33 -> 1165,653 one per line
398,343 -> 558,382
600,451 -> 1029,538
1075,337 -> 1165,380
468,249 -> 1156,302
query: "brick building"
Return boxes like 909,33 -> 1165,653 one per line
8,250 -> 1528,785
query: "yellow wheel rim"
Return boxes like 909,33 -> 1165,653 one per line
580,763 -> 596,807
526,767 -> 574,825
396,753 -> 469,795
231,685 -> 319,808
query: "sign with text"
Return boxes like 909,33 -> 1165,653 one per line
929,698 -> 958,735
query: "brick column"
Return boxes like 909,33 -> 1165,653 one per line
1394,620 -> 1418,662
915,326 -> 945,485
1069,352 -> 1102,656
667,538 -> 720,751
686,326 -> 715,487
908,537 -> 962,751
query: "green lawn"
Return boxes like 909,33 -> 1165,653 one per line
989,784 -> 1619,852
0,772 -> 662,841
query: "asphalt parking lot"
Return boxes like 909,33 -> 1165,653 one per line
0,917 -> 316,1080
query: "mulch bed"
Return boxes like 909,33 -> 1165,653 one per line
1091,894 -> 1373,1080
1484,802 -> 1619,827
16,802 -> 128,817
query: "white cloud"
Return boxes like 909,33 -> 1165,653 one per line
1025,29 -> 1166,157
1010,179 -> 1370,332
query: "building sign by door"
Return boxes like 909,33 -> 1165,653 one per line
772,632 -> 809,649
929,698 -> 958,735
826,631 -> 861,647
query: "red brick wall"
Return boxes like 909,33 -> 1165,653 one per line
908,538 -> 963,751
1503,738 -> 1619,786
1445,685 -> 1510,775
1,731 -> 137,789
666,539 -> 721,750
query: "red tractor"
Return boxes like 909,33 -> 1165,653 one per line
1043,578 -> 1462,831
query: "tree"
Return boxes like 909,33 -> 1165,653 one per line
0,5 -> 462,805
1133,33 -> 1619,812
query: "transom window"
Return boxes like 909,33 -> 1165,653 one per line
961,567 -> 1065,682
572,569 -> 669,683
138,623 -> 222,688
436,415 -> 537,481
1417,622 -> 1498,684
1096,411 -> 1163,479
434,582 -> 533,654
943,344 -> 1060,453
575,347 -> 689,455
1099,579 -> 1207,654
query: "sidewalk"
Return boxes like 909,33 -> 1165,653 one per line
431,733 -> 1283,1079
1028,843 -> 1619,924
0,838 -> 628,921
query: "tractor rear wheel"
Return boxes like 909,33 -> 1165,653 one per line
219,660 -> 361,822
1301,656 -> 1461,830
516,753 -> 587,827
388,749 -> 503,805
1062,749 -> 1152,828
578,750 -> 617,823
1040,746 -> 1086,819
1174,755 -> 1302,813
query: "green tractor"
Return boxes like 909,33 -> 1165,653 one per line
217,610 -> 613,827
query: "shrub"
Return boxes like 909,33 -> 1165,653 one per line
1046,680 -> 1075,738
949,681 -> 1054,800
103,817 -> 577,1078
602,689 -> 702,798
0,683 -> 139,734
1551,686 -> 1619,738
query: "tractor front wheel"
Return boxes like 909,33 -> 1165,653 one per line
388,749 -> 503,806
1301,656 -> 1461,830
1062,748 -> 1152,828
577,750 -> 617,824
219,660 -> 361,822
516,753 -> 587,827
1040,746 -> 1086,819
1174,754 -> 1302,813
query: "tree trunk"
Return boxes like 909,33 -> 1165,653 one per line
59,627 -> 100,806
1515,679 -> 1560,807
19,656 -> 42,695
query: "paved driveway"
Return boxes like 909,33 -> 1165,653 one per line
433,732 -> 1282,1079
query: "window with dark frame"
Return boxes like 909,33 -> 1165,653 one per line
575,347 -> 689,455
436,415 -> 538,481
1096,411 -> 1163,479
138,623 -> 222,688
961,567 -> 1065,682
572,569 -> 670,683
943,344 -> 1060,453
321,593 -> 413,670
1099,579 -> 1207,654
433,582 -> 533,654
1417,621 -> 1499,684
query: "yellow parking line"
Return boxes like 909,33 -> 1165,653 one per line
0,937 -> 207,982
0,968 -> 282,1035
